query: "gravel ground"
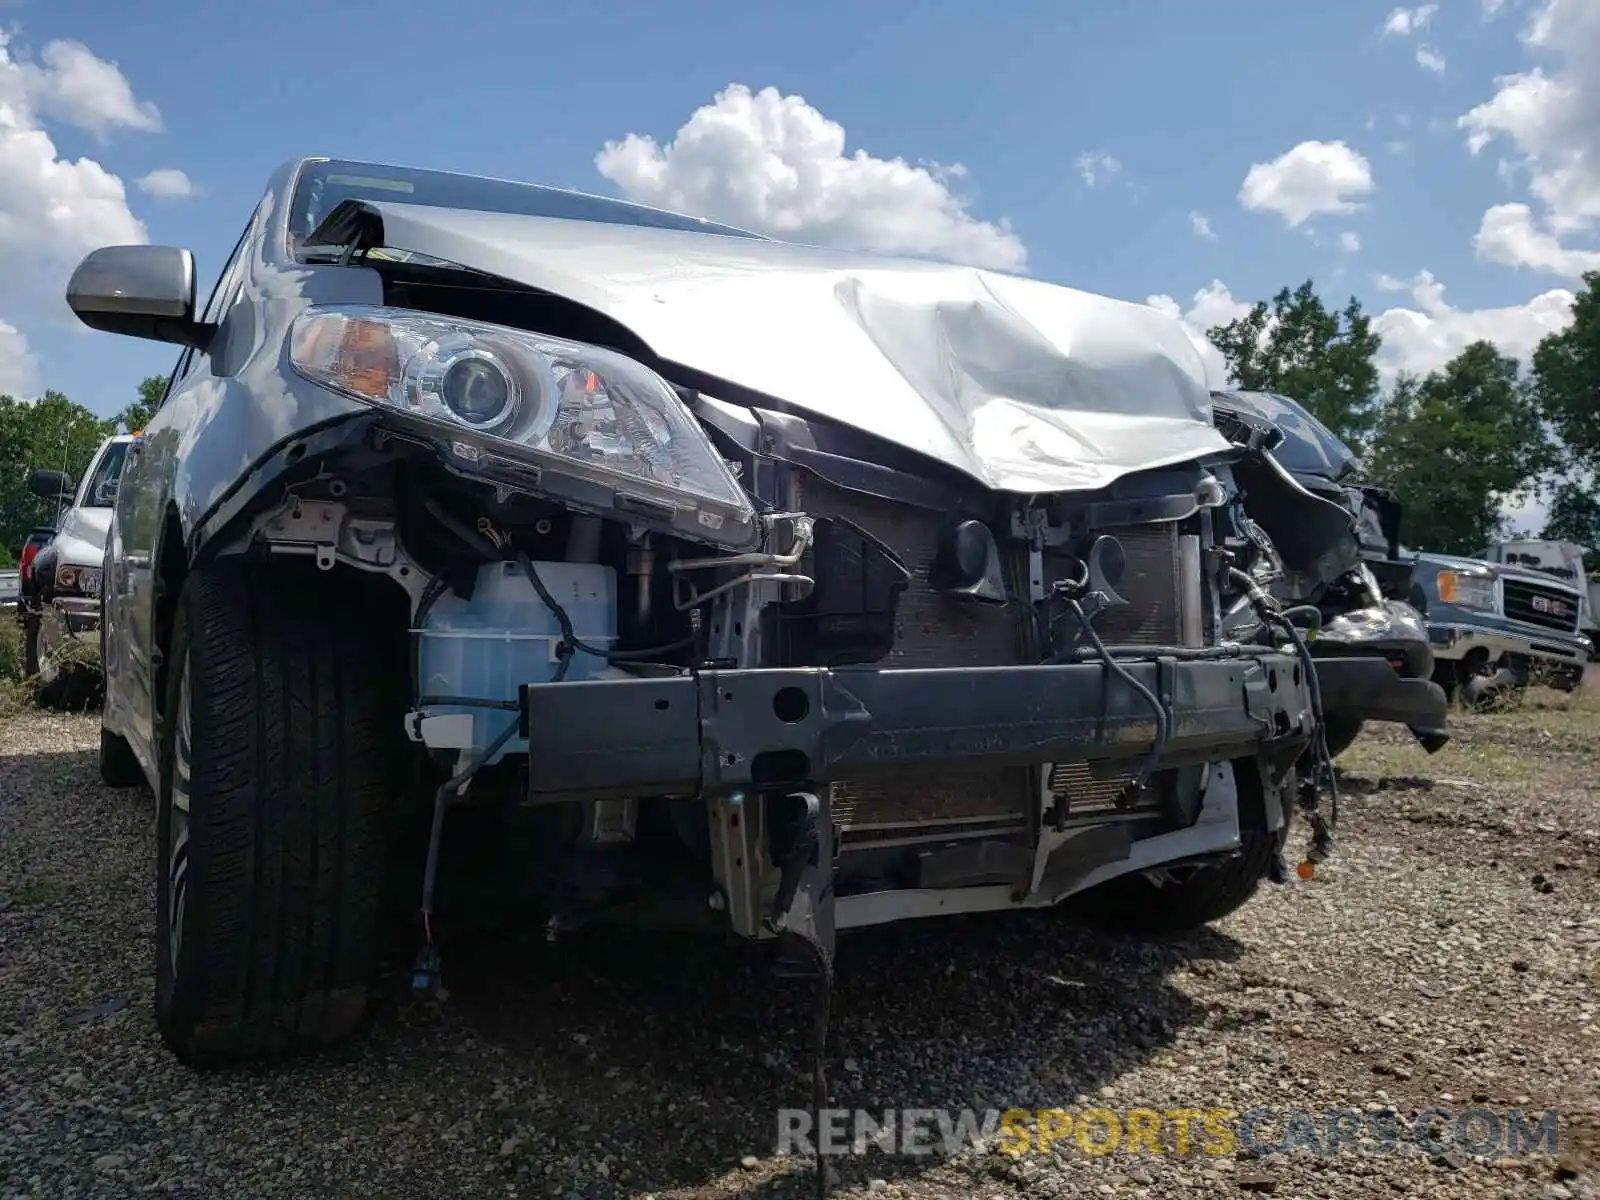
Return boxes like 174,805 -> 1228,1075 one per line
1,682 -> 1596,1200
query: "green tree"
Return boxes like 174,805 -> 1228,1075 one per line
116,375 -> 166,434
1541,481 -> 1600,571
0,391 -> 116,555
1207,279 -> 1384,453
1366,342 -> 1552,555
1530,271 -> 1600,476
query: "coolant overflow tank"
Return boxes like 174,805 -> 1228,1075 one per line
416,559 -> 619,766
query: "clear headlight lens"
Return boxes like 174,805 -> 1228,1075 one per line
288,305 -> 755,545
1436,570 -> 1497,611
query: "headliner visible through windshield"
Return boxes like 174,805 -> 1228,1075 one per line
290,159 -> 765,246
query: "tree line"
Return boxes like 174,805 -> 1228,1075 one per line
0,377 -> 160,565
2,273 -> 1597,567
1208,272 -> 1598,568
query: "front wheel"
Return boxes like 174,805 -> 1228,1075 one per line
154,560 -> 405,1066
1071,765 -> 1293,933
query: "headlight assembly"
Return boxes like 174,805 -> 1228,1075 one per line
289,305 -> 756,548
55,565 -> 101,596
1436,570 -> 1497,612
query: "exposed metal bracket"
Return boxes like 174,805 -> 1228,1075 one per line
581,799 -> 638,844
708,790 -> 769,938
252,495 -> 430,609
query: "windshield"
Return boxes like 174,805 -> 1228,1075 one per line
81,440 -> 128,508
290,159 -> 766,249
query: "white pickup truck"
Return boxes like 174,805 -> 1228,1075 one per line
22,433 -> 134,704
1479,539 -> 1599,658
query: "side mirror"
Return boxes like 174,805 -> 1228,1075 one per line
26,468 -> 75,501
66,245 -> 210,347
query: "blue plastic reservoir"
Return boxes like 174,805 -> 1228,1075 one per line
417,559 -> 618,764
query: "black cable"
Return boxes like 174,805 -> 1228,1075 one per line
1066,596 -> 1170,792
416,695 -> 519,711
810,957 -> 833,1200
1226,567 -> 1340,840
515,552 -> 696,663
414,495 -> 696,666
1270,610 -> 1340,830
409,573 -> 450,701
420,716 -> 521,934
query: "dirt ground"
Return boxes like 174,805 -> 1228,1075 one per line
0,679 -> 1596,1200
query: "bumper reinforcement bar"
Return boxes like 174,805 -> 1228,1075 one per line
520,653 -> 1315,802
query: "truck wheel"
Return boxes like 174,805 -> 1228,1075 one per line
1319,714 -> 1364,759
155,560 -> 404,1066
32,615 -> 76,711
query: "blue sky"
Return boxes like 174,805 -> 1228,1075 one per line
2,0 -> 1595,469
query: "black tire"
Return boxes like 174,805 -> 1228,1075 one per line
1319,713 -> 1364,759
155,560 -> 405,1066
1072,768 -> 1294,934
99,724 -> 145,788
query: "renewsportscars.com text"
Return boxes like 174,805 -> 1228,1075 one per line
776,1105 -> 1561,1159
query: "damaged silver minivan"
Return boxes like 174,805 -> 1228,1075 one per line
68,158 -> 1382,1069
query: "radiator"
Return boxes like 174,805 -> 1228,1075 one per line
790,473 -> 1183,842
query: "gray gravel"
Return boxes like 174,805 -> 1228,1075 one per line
1,689 -> 1597,1200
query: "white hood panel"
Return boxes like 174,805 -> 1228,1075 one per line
356,202 -> 1232,494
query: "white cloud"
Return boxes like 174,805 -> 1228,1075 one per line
1144,280 -> 1253,389
136,167 -> 196,199
1189,211 -> 1217,240
1370,269 -> 1575,386
1374,272 -> 1410,291
1384,4 -> 1439,35
1474,202 -> 1600,274
0,28 -> 150,396
1338,231 -> 1362,253
16,37 -> 160,137
595,83 -> 1026,271
1458,0 -> 1600,274
1238,140 -> 1375,227
1483,0 -> 1508,14
1415,45 -> 1448,73
1074,150 -> 1122,187
0,317 -> 38,396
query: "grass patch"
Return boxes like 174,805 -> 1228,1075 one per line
0,611 -> 103,718
1339,721 -> 1539,787
12,877 -> 69,906
0,619 -> 32,719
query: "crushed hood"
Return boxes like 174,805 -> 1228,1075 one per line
339,201 -> 1231,494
